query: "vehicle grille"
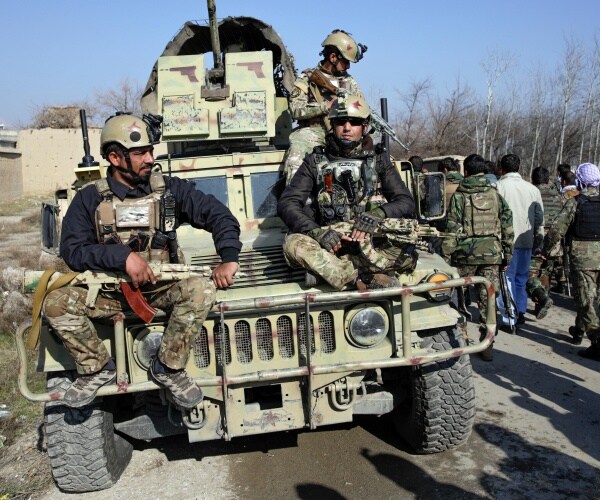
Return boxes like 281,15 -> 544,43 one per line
193,311 -> 336,368
190,246 -> 305,288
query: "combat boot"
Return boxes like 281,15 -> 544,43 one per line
63,358 -> 116,408
568,326 -> 585,345
578,342 -> 600,361
532,289 -> 553,320
357,272 -> 400,290
151,357 -> 203,409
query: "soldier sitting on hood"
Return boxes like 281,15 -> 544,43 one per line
278,95 -> 415,291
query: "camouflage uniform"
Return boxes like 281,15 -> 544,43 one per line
283,220 -> 419,290
442,173 -> 514,335
278,135 -> 415,290
284,64 -> 362,183
44,277 -> 215,374
527,182 -> 565,300
543,186 -> 600,345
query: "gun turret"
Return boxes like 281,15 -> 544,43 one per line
78,109 -> 99,168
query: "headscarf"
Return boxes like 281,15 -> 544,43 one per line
575,163 -> 600,189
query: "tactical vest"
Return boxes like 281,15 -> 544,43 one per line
538,184 -> 563,223
94,173 -> 182,262
463,189 -> 501,238
315,154 -> 383,224
573,194 -> 600,240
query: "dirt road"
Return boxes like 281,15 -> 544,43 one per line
39,292 -> 599,500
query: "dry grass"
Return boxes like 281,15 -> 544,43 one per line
0,194 -> 51,217
0,333 -> 51,500
0,195 -> 55,498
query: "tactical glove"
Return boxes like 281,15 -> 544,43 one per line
308,228 -> 342,252
352,211 -> 383,235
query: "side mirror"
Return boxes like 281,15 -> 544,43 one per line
415,172 -> 446,220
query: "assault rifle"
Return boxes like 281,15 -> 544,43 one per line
308,69 -> 409,152
26,264 -> 244,349
561,237 -> 572,296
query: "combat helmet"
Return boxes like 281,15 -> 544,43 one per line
321,29 -> 367,63
100,112 -> 163,158
329,95 -> 371,123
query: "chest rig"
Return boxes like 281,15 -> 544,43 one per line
315,153 -> 385,224
94,172 -> 181,262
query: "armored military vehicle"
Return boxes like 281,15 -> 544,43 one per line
18,1 -> 493,492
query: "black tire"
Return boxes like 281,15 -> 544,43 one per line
44,372 -> 133,492
394,328 -> 475,454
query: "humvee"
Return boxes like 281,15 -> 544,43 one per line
17,1 -> 493,492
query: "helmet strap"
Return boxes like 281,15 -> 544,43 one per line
110,148 -> 147,185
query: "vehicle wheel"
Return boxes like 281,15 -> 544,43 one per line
394,327 -> 475,454
44,371 -> 133,492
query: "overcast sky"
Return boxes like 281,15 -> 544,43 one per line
0,0 -> 598,127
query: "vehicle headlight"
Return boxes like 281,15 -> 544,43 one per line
425,272 -> 452,302
345,303 -> 389,347
133,328 -> 164,369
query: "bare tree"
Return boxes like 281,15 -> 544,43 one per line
94,78 -> 143,122
555,37 -> 584,164
579,37 -> 600,163
480,49 -> 515,158
426,78 -> 476,155
394,78 -> 431,151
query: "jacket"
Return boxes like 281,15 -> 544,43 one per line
277,148 -> 414,234
496,172 -> 544,249
60,171 -> 242,272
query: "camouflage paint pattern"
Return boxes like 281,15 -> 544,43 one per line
43,276 -> 216,374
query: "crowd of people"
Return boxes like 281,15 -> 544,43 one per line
433,153 -> 600,362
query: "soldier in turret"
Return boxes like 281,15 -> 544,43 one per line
543,163 -> 600,360
442,154 -> 513,361
42,113 -> 241,408
278,95 -> 415,290
283,30 -> 367,184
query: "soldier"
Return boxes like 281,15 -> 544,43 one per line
442,154 -> 513,361
284,29 -> 367,184
525,167 -> 557,318
42,113 -> 242,408
277,95 -> 416,291
543,162 -> 600,361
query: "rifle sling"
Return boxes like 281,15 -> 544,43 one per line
27,270 -> 79,350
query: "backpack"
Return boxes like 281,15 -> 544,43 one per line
573,194 -> 600,240
463,190 -> 501,238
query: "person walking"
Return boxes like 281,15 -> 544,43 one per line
496,154 -> 544,325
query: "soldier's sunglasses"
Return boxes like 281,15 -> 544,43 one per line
332,117 -> 365,127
